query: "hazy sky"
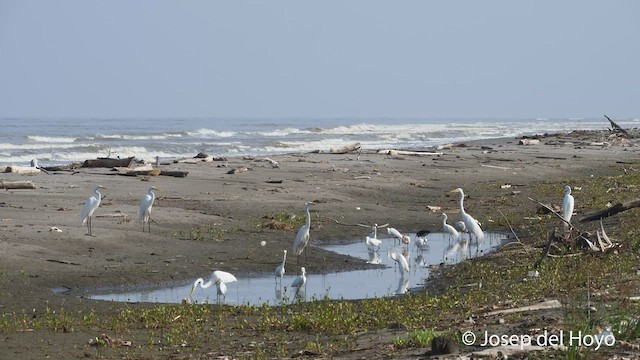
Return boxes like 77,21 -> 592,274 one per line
1,1 -> 638,119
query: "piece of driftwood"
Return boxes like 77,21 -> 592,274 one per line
377,149 -> 444,156
160,170 -> 188,178
4,166 -> 42,174
227,167 -> 248,175
579,197 -> 640,222
329,142 -> 361,154
82,157 -> 135,168
518,138 -> 540,145
0,180 -> 37,189
605,114 -> 632,138
485,299 -> 562,317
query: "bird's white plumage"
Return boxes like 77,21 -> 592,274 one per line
387,227 -> 410,244
454,220 -> 467,233
441,213 -> 460,239
365,236 -> 382,249
390,251 -> 410,275
189,270 -> 238,300
562,185 -> 574,225
451,188 -> 484,241
81,186 -> 104,225
139,186 -> 157,224
293,202 -> 312,255
291,267 -> 307,294
275,250 -> 287,280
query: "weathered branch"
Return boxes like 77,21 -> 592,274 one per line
605,114 -> 632,138
579,198 -> 640,222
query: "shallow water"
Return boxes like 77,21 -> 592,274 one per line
87,232 -> 508,305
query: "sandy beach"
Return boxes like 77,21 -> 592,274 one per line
1,128 -> 638,358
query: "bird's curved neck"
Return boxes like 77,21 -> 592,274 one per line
149,189 -> 156,201
198,278 -> 213,289
373,225 -> 377,238
282,252 -> 287,265
95,189 -> 102,202
304,206 -> 311,227
442,215 -> 447,225
458,192 -> 466,215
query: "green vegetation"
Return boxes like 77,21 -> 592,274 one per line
3,169 -> 640,358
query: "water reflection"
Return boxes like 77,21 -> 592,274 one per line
88,232 -> 508,306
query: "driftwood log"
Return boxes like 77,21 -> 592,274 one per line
82,157 -> 135,168
0,180 -> 37,189
580,197 -> 640,222
605,114 -> 632,138
4,166 -> 41,174
329,142 -> 361,154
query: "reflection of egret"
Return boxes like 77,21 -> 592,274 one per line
389,251 -> 410,275
396,276 -> 409,295
415,252 -> 426,267
387,227 -> 410,245
293,202 -> 313,263
444,240 -> 470,262
139,186 -> 158,233
189,270 -> 238,304
562,185 -> 574,227
441,213 -> 460,240
367,249 -> 381,264
275,250 -> 287,286
291,267 -> 307,298
450,188 -> 484,242
80,185 -> 106,236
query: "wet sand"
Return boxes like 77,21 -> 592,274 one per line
0,129 -> 637,356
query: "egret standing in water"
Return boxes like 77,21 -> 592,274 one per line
275,250 -> 287,286
293,202 -> 313,263
387,227 -> 410,245
450,188 -> 484,242
139,186 -> 158,233
441,213 -> 460,241
80,185 -> 106,236
414,230 -> 430,249
365,223 -> 382,251
189,270 -> 238,304
562,185 -> 574,228
291,267 -> 307,298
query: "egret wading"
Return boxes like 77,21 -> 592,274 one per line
275,250 -> 287,286
387,227 -> 410,245
293,202 -> 313,263
389,251 -> 410,276
365,223 -> 382,251
189,270 -> 238,304
139,186 -> 158,233
80,185 -> 105,236
291,267 -> 307,298
450,188 -> 484,242
441,213 -> 460,241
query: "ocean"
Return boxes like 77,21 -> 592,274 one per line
1,117 -> 636,167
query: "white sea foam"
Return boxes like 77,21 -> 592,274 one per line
26,135 -> 77,143
187,128 -> 237,138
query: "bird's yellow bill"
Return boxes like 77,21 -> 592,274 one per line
449,189 -> 459,193
189,285 -> 196,299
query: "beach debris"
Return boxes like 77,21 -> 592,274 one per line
329,142 -> 361,154
82,157 -> 135,168
500,184 -> 512,189
49,226 -> 62,233
377,149 -> 443,156
3,165 -> 42,174
518,138 -> 540,145
485,299 -> 562,317
0,180 -> 37,189
88,334 -> 132,347
580,196 -> 640,222
227,167 -> 248,175
354,175 -> 371,180
605,114 -> 632,138
194,152 -> 209,158
254,157 -> 279,168
427,205 -> 441,212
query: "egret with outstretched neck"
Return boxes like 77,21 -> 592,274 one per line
275,250 -> 287,286
450,188 -> 484,242
189,270 -> 237,304
293,202 -> 313,263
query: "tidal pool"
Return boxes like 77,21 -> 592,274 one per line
87,232 -> 508,305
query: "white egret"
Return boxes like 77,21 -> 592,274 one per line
291,267 -> 307,298
454,220 -> 467,233
365,236 -> 382,251
450,188 -> 484,242
275,250 -> 287,286
368,223 -> 379,238
387,227 -> 410,245
389,251 -> 410,275
139,186 -> 158,233
80,185 -> 106,236
441,213 -> 460,240
562,185 -> 574,227
293,202 -> 313,263
189,270 -> 238,303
